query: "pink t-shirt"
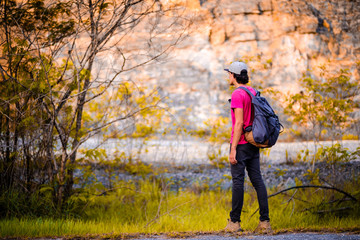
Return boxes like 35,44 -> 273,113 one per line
230,86 -> 256,144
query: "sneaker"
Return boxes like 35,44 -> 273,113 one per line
224,219 -> 241,232
254,220 -> 272,234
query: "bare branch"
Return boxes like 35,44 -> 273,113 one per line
268,185 -> 358,202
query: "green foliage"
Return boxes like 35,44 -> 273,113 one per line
77,149 -> 154,191
85,81 -> 165,141
274,168 -> 288,178
0,0 -> 77,207
1,177 -> 360,238
297,143 -> 360,188
283,64 -> 359,185
192,116 -> 231,143
0,185 -> 76,219
192,116 -> 230,168
0,0 -> 187,219
284,66 -> 359,142
315,143 -> 360,166
205,116 -> 231,143
296,149 -> 311,163
18,0 -> 73,40
303,169 -> 321,185
260,148 -> 272,163
123,160 -> 153,177
207,150 -> 228,169
342,134 -> 359,140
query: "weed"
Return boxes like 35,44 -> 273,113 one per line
1,177 -> 360,238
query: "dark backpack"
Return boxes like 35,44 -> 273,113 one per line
238,87 -> 283,148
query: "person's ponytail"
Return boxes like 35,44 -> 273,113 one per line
234,69 -> 249,84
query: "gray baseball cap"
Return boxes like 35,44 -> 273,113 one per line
224,61 -> 248,74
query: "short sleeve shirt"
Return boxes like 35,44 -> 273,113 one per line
230,86 -> 256,144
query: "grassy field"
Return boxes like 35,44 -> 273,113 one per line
1,178 -> 360,238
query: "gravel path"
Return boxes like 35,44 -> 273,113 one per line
133,233 -> 360,240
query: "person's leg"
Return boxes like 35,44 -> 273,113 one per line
229,144 -> 247,223
245,144 -> 270,222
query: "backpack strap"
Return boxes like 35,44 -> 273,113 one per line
237,86 -> 257,99
235,86 -> 258,132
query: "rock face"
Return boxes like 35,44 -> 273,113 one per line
123,0 -> 360,129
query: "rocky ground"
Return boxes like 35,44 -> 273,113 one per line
86,160 -> 360,192
81,140 -> 360,190
154,161 -> 360,191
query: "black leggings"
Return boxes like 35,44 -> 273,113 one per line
230,143 -> 270,222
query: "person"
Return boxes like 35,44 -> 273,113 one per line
223,61 -> 272,233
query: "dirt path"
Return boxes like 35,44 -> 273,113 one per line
131,233 -> 360,240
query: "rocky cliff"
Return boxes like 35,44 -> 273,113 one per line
122,0 -> 360,129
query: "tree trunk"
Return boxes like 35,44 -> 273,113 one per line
57,150 -> 68,210
64,40 -> 96,198
4,103 -> 13,191
65,66 -> 93,198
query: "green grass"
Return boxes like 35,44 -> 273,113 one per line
1,179 -> 360,238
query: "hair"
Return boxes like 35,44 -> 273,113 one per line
233,69 -> 249,84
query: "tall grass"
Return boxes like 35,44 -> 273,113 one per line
1,178 -> 359,238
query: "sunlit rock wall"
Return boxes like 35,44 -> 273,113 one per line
121,0 -> 360,129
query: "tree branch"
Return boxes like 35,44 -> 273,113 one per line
269,185 -> 357,202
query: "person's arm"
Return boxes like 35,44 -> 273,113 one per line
229,108 -> 244,165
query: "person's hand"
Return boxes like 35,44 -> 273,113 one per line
229,149 -> 237,165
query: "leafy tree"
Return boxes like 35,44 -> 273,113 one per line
284,66 -> 359,142
284,65 -> 359,175
0,0 -> 75,197
0,0 -> 190,213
